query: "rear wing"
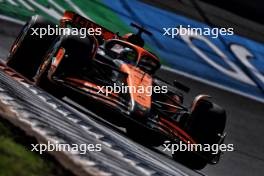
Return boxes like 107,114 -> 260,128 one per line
60,11 -> 119,40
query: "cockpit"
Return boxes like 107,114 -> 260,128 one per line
104,40 -> 160,74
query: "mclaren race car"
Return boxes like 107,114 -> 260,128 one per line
5,11 -> 226,170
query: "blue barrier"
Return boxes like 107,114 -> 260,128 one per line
102,0 -> 264,102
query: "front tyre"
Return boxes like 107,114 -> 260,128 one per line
6,15 -> 58,80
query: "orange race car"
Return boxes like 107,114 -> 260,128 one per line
5,11 -> 226,170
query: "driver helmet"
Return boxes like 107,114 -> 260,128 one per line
119,48 -> 137,64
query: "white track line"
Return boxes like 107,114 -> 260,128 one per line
48,0 -> 65,13
17,0 -> 34,11
6,0 -> 18,6
27,0 -> 62,20
162,66 -> 264,104
64,0 -> 91,20
0,14 -> 24,25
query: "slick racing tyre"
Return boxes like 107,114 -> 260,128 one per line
189,100 -> 226,145
172,99 -> 226,170
34,34 -> 95,98
50,34 -> 95,78
6,15 -> 58,80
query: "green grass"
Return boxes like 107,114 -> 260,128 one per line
0,118 -> 73,176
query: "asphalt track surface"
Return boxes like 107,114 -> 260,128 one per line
0,17 -> 263,176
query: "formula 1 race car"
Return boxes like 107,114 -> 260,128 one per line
6,11 -> 226,170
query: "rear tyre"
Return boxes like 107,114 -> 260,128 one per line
189,100 -> 226,145
6,15 -> 58,80
173,100 -> 226,170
